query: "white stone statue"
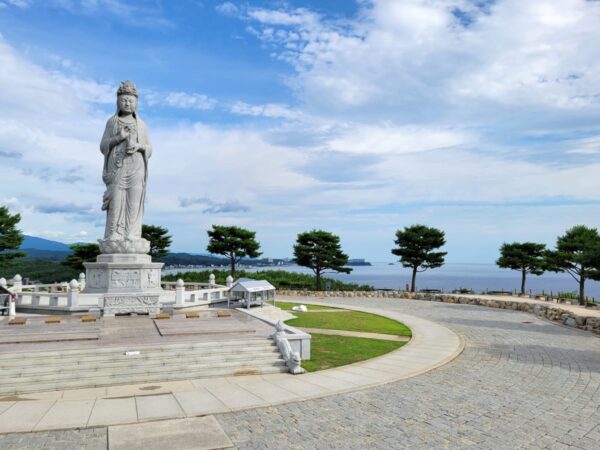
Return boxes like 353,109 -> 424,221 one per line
99,80 -> 152,254
84,80 -> 163,303
271,321 -> 304,374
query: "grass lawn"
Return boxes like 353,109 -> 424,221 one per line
302,334 -> 406,372
274,301 -> 341,311
285,310 -> 412,336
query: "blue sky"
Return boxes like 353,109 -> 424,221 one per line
0,0 -> 599,263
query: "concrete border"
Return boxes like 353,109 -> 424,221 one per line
0,301 -> 463,434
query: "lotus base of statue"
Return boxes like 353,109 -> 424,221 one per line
99,238 -> 151,255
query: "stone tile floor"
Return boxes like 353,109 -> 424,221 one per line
1,296 -> 598,449
220,297 -> 600,449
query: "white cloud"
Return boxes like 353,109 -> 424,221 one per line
50,0 -> 173,28
230,101 -> 301,119
323,124 -> 473,155
215,2 -> 238,16
164,92 -> 216,110
566,136 -> 600,154
245,0 -> 600,123
145,91 -> 216,110
7,0 -> 29,8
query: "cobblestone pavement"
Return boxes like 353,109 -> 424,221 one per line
1,298 -> 598,449
217,297 -> 600,450
0,427 -> 106,450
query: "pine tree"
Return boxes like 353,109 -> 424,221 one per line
0,206 -> 26,269
293,230 -> 352,290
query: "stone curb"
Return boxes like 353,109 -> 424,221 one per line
0,302 -> 462,434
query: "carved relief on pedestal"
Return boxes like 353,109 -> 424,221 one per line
103,294 -> 160,316
88,270 -> 107,289
110,270 -> 141,289
144,270 -> 160,289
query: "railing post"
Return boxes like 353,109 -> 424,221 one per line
8,295 -> 16,317
175,279 -> 185,307
68,279 -> 80,308
0,278 -> 6,289
226,275 -> 233,288
12,274 -> 22,293
209,273 -> 215,287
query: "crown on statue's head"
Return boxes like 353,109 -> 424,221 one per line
117,80 -> 138,97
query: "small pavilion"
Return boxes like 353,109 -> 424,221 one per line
228,278 -> 276,309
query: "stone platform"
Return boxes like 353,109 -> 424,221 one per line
0,309 -> 272,354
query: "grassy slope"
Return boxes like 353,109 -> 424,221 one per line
302,334 -> 406,372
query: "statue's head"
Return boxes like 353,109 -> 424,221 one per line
117,80 -> 138,115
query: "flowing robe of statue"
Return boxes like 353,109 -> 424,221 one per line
99,111 -> 152,245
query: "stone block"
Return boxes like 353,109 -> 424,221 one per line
217,311 -> 232,318
185,311 -> 199,318
108,416 -> 233,450
81,315 -> 97,322
155,312 -> 171,320
564,317 -> 577,327
45,317 -> 61,324
8,318 -> 26,325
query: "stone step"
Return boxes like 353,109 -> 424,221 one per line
0,338 -> 275,361
0,333 -> 100,344
4,352 -> 285,378
0,343 -> 278,368
0,362 -> 289,394
0,336 -> 289,394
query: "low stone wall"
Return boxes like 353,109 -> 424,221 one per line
277,290 -> 600,336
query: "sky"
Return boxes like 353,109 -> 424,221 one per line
0,0 -> 599,263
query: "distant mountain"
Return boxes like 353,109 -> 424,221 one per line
20,235 -> 71,252
20,249 -> 71,261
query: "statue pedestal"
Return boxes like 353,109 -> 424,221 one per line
83,254 -> 164,316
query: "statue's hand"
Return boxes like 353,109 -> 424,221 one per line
126,144 -> 144,154
118,128 -> 129,142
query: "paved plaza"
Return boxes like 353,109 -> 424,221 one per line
0,297 -> 598,449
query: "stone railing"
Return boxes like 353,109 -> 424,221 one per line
165,278 -> 230,308
15,279 -> 82,309
277,290 -> 600,335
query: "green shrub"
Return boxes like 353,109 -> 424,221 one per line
557,291 -> 596,303
162,269 -> 373,291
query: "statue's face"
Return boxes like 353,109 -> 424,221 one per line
117,94 -> 137,114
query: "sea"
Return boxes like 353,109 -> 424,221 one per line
165,262 -> 600,300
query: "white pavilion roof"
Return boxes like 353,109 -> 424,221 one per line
230,279 -> 276,293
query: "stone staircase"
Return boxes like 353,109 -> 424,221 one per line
0,339 -> 287,394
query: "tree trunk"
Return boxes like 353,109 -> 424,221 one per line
230,254 -> 236,278
315,269 -> 321,291
579,277 -> 585,306
411,267 -> 417,293
521,268 -> 527,295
